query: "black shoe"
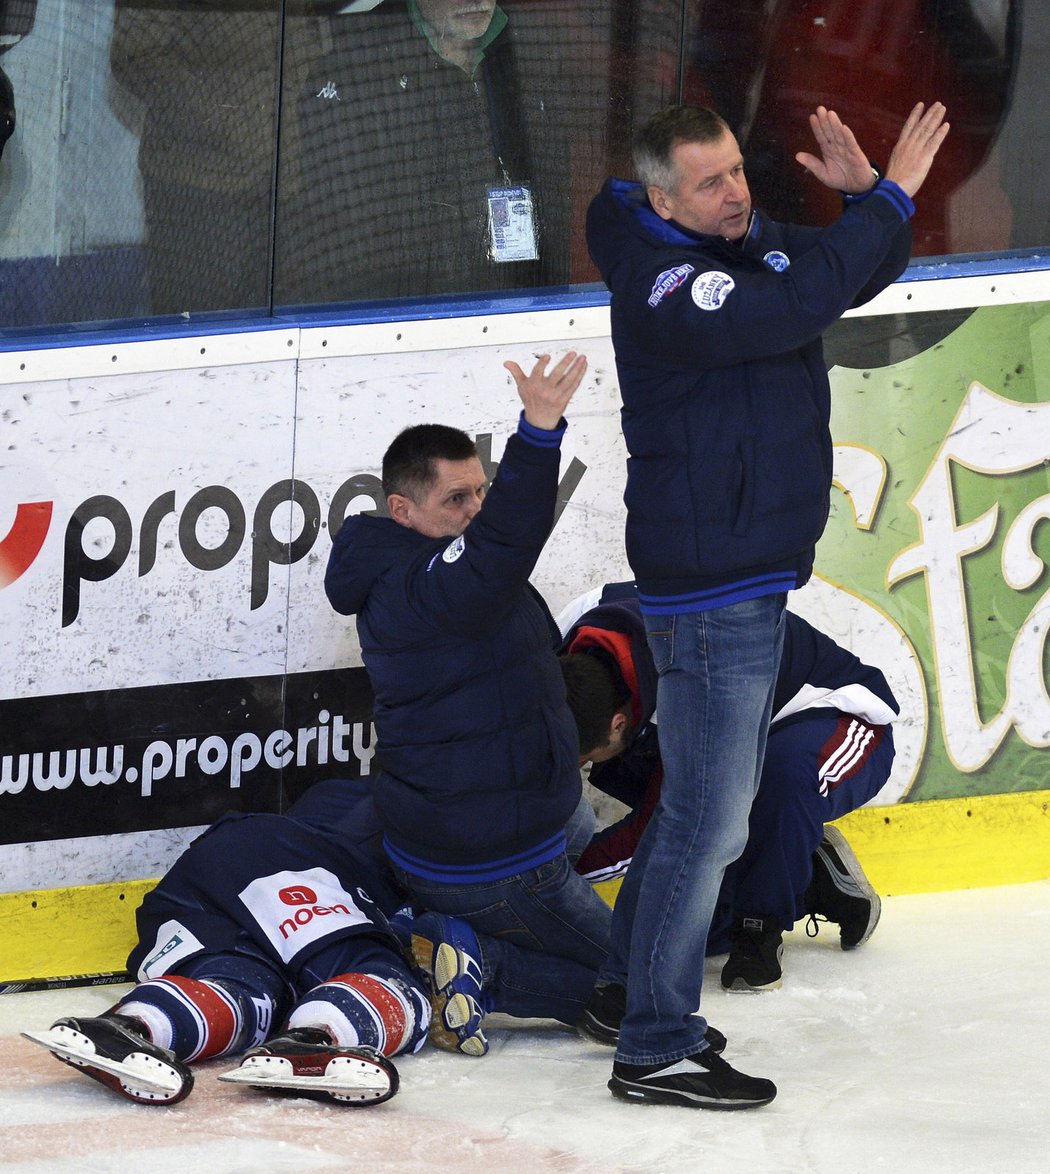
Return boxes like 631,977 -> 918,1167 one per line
720,917 -> 784,992
576,983 -> 726,1054
805,825 -> 881,950
22,1014 -> 193,1105
217,1026 -> 399,1106
610,1048 -> 776,1110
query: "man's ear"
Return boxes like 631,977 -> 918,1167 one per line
611,710 -> 629,737
387,493 -> 413,528
648,184 -> 674,221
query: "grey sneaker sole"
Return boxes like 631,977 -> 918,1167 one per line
722,972 -> 783,993
819,825 -> 882,949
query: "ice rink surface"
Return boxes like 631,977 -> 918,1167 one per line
1,879 -> 1047,1174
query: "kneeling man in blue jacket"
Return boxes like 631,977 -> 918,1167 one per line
325,351 -> 614,1059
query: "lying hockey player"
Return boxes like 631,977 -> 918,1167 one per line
22,780 -> 433,1107
557,584 -> 897,1026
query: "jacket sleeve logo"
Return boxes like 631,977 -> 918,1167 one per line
442,535 -> 466,563
647,264 -> 695,307
691,271 -> 735,310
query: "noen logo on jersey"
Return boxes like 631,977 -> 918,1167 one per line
241,867 -> 371,962
763,250 -> 790,272
279,885 -> 318,906
648,264 -> 695,307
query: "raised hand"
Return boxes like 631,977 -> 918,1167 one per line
504,351 -> 588,432
883,102 -> 950,198
795,106 -> 874,194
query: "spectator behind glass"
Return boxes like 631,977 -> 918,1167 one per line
683,0 -> 1017,256
109,0 -> 283,317
0,0 -> 35,164
0,63 -> 12,160
274,0 -> 574,306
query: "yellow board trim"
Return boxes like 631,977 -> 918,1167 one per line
596,789 -> 1050,909
3,790 -> 1049,984
833,787 -> 1050,895
1,879 -> 154,985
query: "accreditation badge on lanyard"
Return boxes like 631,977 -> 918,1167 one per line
487,184 -> 539,263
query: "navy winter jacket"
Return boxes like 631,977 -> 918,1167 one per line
586,176 -> 914,612
324,418 -> 582,883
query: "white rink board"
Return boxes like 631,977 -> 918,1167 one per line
4,280 -> 1044,891
0,357 -> 300,697
0,323 -> 630,701
0,319 -> 633,890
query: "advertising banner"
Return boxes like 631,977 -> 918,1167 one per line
2,301 -> 1049,892
802,300 -> 1050,804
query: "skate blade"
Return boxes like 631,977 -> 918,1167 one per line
21,1028 -> 185,1096
217,1054 -> 393,1100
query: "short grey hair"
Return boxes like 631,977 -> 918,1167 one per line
633,105 -> 732,194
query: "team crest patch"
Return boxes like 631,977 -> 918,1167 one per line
442,535 -> 466,563
691,271 -> 735,310
648,264 -> 695,307
763,250 -> 790,272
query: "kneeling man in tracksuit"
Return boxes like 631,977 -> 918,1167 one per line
557,583 -> 897,1025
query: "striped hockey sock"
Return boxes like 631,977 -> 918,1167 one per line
286,970 -> 430,1057
116,975 -> 275,1062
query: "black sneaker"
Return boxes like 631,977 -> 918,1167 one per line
610,1048 -> 776,1110
805,825 -> 881,949
720,917 -> 784,991
576,983 -> 726,1053
218,1026 -> 399,1106
22,1013 -> 193,1105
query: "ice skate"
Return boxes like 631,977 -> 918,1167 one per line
217,1027 -> 398,1105
22,1014 -> 193,1105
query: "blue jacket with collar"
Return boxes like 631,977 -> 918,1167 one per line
324,417 -> 581,883
585,176 -> 914,613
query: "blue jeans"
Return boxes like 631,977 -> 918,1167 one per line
600,594 -> 786,1066
393,798 -> 611,1025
